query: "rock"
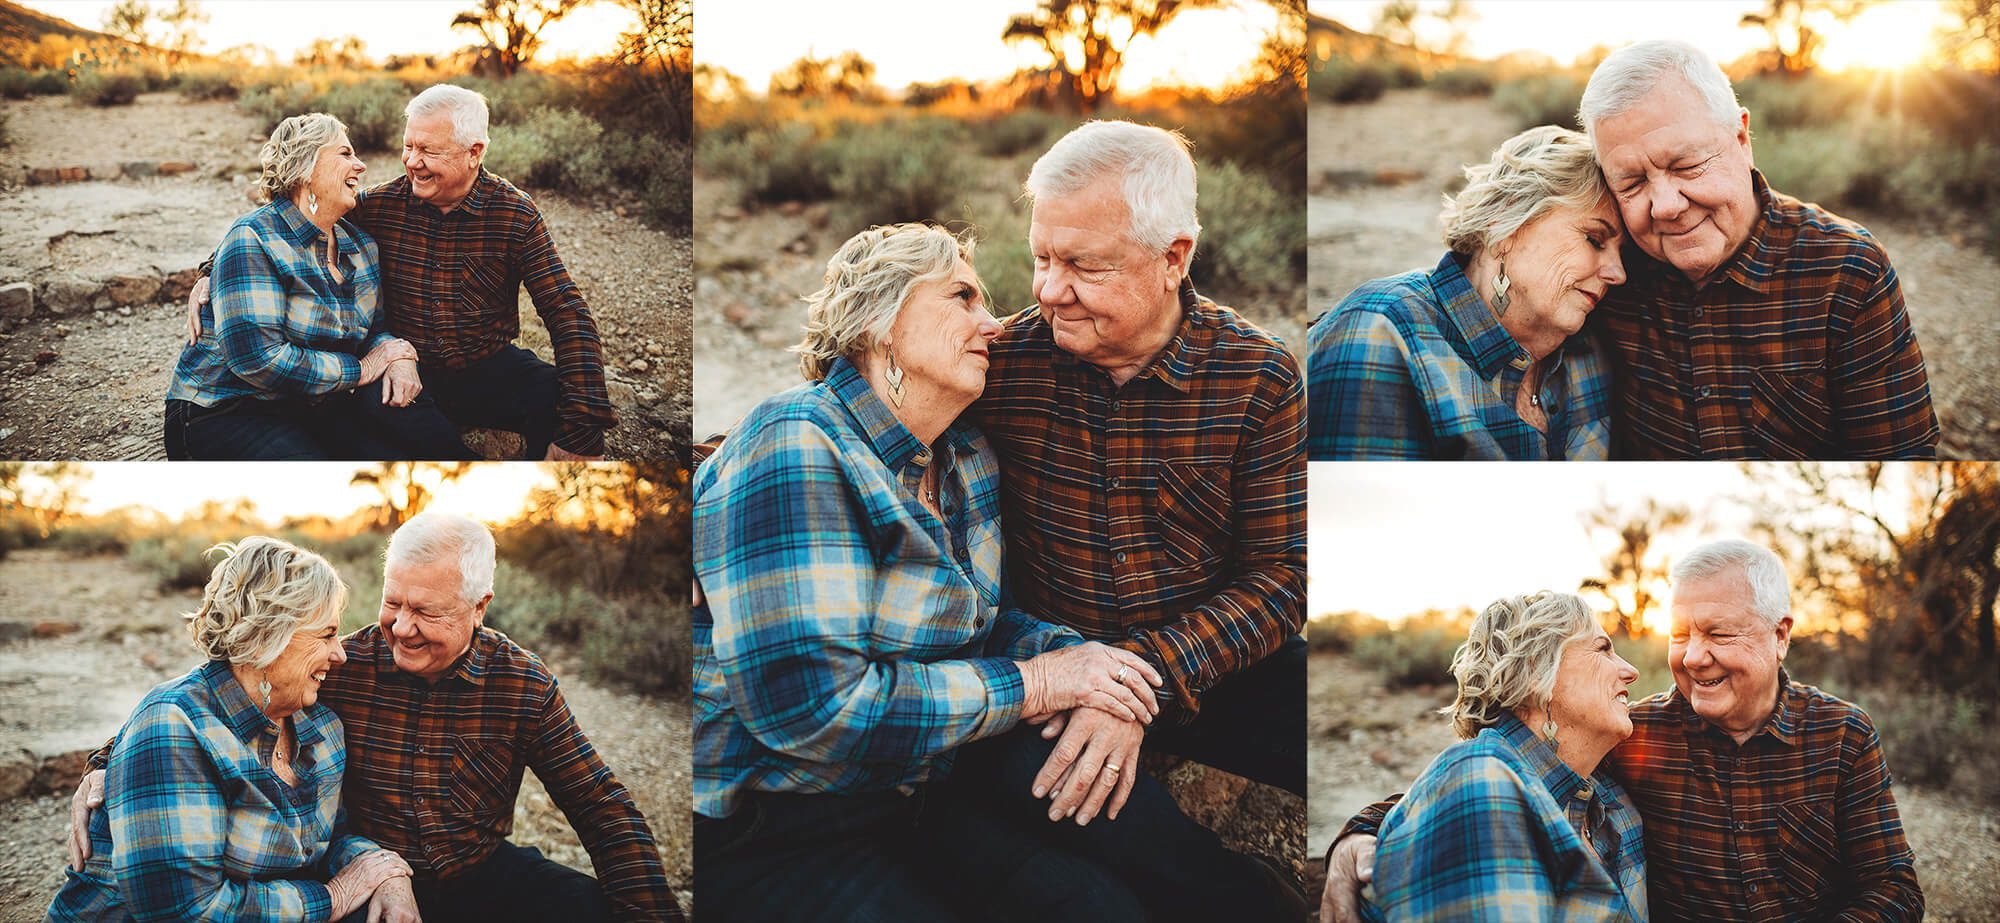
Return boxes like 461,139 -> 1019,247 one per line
123,161 -> 159,178
32,749 -> 95,797
784,237 -> 811,255
0,748 -> 34,800
0,622 -> 33,643
41,278 -> 96,316
33,350 -> 57,364
723,302 -> 752,328
32,620 -> 81,638
87,163 -> 124,181
629,358 -> 650,374
718,205 -> 746,220
156,161 -> 198,177
162,267 -> 203,302
1373,168 -> 1424,186
0,282 -> 32,320
804,202 -> 832,230
58,166 -> 88,182
779,200 -> 806,217
608,380 -> 637,407
115,305 -> 134,317
105,270 -> 163,307
644,341 -> 664,357
27,167 -> 62,185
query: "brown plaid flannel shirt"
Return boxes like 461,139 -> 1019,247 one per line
969,280 -> 1307,722
1339,673 -> 1922,922
1595,171 -> 1938,459
354,172 -> 618,456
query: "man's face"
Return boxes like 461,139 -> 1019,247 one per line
1668,570 -> 1791,740
1027,174 -> 1190,373
1592,75 -> 1759,284
379,555 -> 489,683
401,111 -> 483,209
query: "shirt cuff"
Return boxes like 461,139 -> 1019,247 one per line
554,422 -> 607,457
296,880 -> 333,923
968,656 -> 1026,737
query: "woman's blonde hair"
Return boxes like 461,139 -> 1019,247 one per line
255,112 -> 348,204
791,223 -> 976,381
185,537 -> 347,668
1443,591 -> 1597,740
1440,125 -> 1609,257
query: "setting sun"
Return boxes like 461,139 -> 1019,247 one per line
1816,3 -> 1947,72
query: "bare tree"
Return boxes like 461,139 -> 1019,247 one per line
1740,0 -> 1872,74
605,0 -> 693,135
295,36 -> 372,70
100,0 -> 153,48
1002,0 -> 1227,112
100,0 -> 206,63
768,50 -> 880,101
1944,0 -> 2000,71
1578,497 -> 1691,638
350,463 -> 476,530
451,0 -> 588,77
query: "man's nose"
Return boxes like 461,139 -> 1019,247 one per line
1649,179 -> 1689,223
1036,265 -> 1073,305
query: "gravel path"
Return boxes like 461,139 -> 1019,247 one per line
1307,90 -> 2000,458
0,549 -> 692,919
0,92 -> 691,461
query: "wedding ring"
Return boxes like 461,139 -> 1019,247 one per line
1115,665 -> 1129,683
1103,763 -> 1121,774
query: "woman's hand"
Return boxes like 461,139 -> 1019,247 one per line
1034,707 -> 1144,826
327,849 -> 413,920
358,339 -> 419,386
1019,642 -> 1162,724
380,358 -> 423,407
185,277 -> 211,345
365,874 -> 423,923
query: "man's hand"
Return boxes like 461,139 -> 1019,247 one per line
67,769 -> 106,871
1321,834 -> 1378,923
185,277 -> 211,344
1018,642 -> 1163,724
1034,707 -> 1143,826
366,874 -> 423,923
359,339 -> 420,386
380,358 -> 422,407
543,443 -> 602,461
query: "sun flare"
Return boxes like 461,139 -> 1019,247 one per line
1815,4 -> 1942,73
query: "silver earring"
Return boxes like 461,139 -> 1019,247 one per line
306,192 -> 319,217
884,349 -> 906,408
1542,716 -> 1559,746
1492,258 -> 1512,316
259,675 -> 273,711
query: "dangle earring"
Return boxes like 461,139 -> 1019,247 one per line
1491,257 -> 1512,316
1542,716 -> 1560,747
306,191 -> 319,217
884,348 -> 906,408
259,673 -> 273,711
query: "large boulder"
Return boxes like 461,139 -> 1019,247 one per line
104,269 -> 163,307
0,282 -> 33,321
39,277 -> 98,316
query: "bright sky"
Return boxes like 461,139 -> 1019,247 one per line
1307,0 -> 1952,71
21,0 -> 636,61
61,462 -> 553,524
696,0 -> 1279,93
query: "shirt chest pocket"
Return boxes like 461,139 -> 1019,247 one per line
448,733 -> 522,825
1775,796 -> 1839,900
457,253 -> 516,317
1154,462 -> 1231,569
1748,367 -> 1833,460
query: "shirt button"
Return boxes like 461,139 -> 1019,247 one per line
974,616 -> 985,628
1697,385 -> 1713,399
1693,306 -> 1705,319
1114,552 -> 1127,564
1109,399 -> 1120,411
1108,477 -> 1120,489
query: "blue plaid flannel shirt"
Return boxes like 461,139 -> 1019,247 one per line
1307,253 -> 1613,460
167,198 -> 395,407
1364,713 -> 1648,923
47,660 -> 382,922
691,357 -> 1082,818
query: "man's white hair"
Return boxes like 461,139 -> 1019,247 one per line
406,83 -> 490,147
1671,539 -> 1791,625
1024,120 -> 1200,253
386,511 -> 496,605
1578,40 -> 1742,146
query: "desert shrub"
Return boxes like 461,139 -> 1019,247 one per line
488,106 -> 613,194
1429,65 -> 1496,97
46,517 -> 133,556
967,198 -> 1033,315
1,67 -> 35,99
0,510 -> 41,560
1857,688 -> 2000,804
974,109 -> 1067,157
1493,72 -> 1586,129
1612,635 -> 1673,701
1353,621 -> 1463,688
825,118 -> 971,226
69,67 -> 145,106
581,596 -> 691,695
173,65 -> 242,101
315,79 -> 410,152
1193,160 -> 1304,296
1306,611 -> 1372,654
702,121 -> 835,204
127,531 -> 236,590
238,78 -> 324,128
1309,58 -> 1391,104
1736,74 -> 1863,131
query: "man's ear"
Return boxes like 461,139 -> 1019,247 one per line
1773,614 -> 1793,661
468,140 -> 487,169
1163,236 -> 1195,289
471,593 -> 493,628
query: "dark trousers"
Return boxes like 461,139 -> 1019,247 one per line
417,345 -> 563,459
165,386 -> 468,461
1148,633 -> 1308,796
403,842 -> 612,923
696,787 -> 1146,923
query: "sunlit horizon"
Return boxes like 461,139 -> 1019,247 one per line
697,0 -> 1279,95
30,463 -> 555,524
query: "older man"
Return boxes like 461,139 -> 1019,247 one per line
1323,539 -> 1922,922
194,85 -> 617,460
1579,41 -> 1938,459
74,512 -> 683,922
950,119 -> 1308,917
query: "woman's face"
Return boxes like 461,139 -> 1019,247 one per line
1493,197 -> 1627,342
882,253 -> 1004,406
260,604 -> 347,716
303,129 -> 366,219
1546,619 -> 1640,748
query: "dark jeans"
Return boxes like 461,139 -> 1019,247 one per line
406,842 -> 612,923
696,787 -> 1145,923
942,635 -> 1309,922
417,345 -> 562,459
165,387 -> 464,460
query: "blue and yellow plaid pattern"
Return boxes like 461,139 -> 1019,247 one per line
692,357 -> 1081,819
48,660 -> 380,922
1365,713 -> 1648,923
168,198 -> 394,407
1307,252 -> 1613,460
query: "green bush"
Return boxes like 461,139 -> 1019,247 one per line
69,67 -> 145,106
825,119 -> 971,227
1353,622 -> 1463,688
1858,688 -> 2000,804
1429,65 -> 1496,97
173,65 -> 241,101
238,78 -> 323,129
1193,160 -> 1304,296
702,121 -> 835,204
1309,58 -> 1391,104
488,106 -> 613,194
581,596 -> 691,695
46,519 -> 131,556
967,199 -> 1033,316
315,79 -> 410,152
127,533 -> 234,590
974,109 -> 1066,157
0,510 -> 42,560
1493,73 -> 1586,129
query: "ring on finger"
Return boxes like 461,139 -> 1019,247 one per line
1115,665 -> 1129,683
1103,763 -> 1121,774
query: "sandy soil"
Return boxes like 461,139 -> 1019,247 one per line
0,92 -> 691,462
1308,650 -> 2000,920
1307,90 -> 2000,458
0,549 -> 692,919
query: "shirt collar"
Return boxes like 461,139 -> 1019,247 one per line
1668,666 -> 1800,746
1714,170 -> 1790,295
1492,711 -> 1596,805
1045,277 -> 1204,393
196,658 -> 329,749
825,356 -> 930,473
363,623 -> 492,687
1430,252 -> 1537,380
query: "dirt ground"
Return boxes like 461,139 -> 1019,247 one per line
0,92 -> 691,462
1308,650 -> 2000,920
1308,89 -> 2000,458
0,549 -> 693,919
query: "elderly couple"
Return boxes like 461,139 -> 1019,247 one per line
1321,538 -> 1923,922
164,84 -> 616,461
48,513 -> 684,922
690,120 -> 1309,920
1309,40 -> 1940,461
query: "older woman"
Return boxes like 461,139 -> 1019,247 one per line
1362,592 -> 1647,922
692,223 -> 1164,922
1308,126 -> 1627,460
47,538 -> 412,922
164,113 -> 467,460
